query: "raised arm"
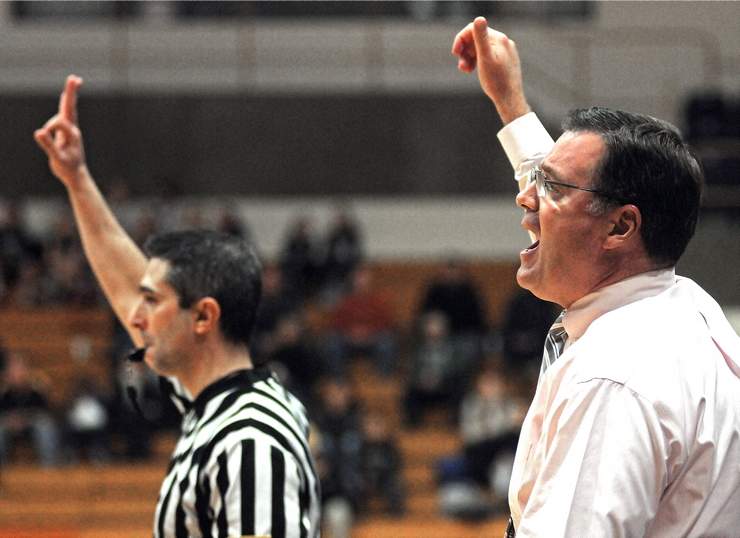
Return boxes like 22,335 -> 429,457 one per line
452,16 -> 530,125
453,17 -> 554,199
34,75 -> 146,346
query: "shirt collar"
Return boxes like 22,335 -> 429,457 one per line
190,367 -> 271,418
563,268 -> 676,342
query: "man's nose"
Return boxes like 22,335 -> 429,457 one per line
516,178 -> 539,212
129,300 -> 146,330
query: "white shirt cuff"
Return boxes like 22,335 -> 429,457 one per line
497,112 -> 554,171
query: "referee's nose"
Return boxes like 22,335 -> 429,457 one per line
129,298 -> 147,331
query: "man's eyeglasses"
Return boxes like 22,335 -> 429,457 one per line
529,167 -> 618,201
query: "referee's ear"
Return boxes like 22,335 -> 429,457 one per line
192,297 -> 221,336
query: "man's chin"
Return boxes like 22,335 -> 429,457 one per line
516,271 -> 565,306
142,349 -> 160,371
516,269 -> 551,301
144,351 -> 179,378
515,266 -> 536,291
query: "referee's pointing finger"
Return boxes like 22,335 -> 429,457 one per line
59,74 -> 83,125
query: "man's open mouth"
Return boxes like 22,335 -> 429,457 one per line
524,239 -> 540,252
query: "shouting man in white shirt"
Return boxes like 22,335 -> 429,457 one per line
452,16 -> 740,538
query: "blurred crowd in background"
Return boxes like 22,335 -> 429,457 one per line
0,195 -> 561,531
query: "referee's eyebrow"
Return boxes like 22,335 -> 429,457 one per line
139,284 -> 157,295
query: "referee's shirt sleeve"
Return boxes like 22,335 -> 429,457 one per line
201,438 -> 305,538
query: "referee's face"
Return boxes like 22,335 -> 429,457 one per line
130,258 -> 196,377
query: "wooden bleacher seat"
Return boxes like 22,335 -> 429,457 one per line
0,308 -> 113,406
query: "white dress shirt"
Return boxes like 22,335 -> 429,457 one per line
498,113 -> 740,537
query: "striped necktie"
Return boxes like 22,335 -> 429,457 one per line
541,310 -> 568,376
507,314 -> 568,536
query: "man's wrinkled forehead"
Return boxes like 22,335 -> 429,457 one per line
542,130 -> 606,184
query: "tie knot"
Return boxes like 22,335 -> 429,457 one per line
549,325 -> 567,341
549,309 -> 566,332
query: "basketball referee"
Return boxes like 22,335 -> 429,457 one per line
34,75 -> 321,538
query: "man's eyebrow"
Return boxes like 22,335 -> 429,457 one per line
540,162 -> 562,182
139,284 -> 156,294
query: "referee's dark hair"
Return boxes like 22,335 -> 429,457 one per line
562,107 -> 703,267
144,229 -> 262,349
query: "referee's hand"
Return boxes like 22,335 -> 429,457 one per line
34,74 -> 90,190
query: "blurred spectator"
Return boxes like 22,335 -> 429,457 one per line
181,206 -> 206,230
280,216 -> 321,298
318,209 -> 363,303
39,211 -> 99,306
65,375 -> 111,463
314,379 -> 365,538
104,176 -> 132,205
6,259 -> 47,307
45,210 -> 78,255
685,93 -> 727,140
501,289 -> 559,382
0,260 -> 6,302
403,311 -> 461,427
460,366 -> 526,492
217,206 -> 250,239
0,201 -> 41,296
325,266 -> 397,377
268,313 -> 324,407
418,259 -> 487,367
0,351 -> 61,466
361,412 -> 406,516
43,244 -> 99,306
130,210 -> 160,248
252,263 -> 300,361
420,259 -> 487,336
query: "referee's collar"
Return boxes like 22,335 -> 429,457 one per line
191,367 -> 271,418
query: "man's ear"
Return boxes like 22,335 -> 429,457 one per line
604,204 -> 642,251
192,297 -> 221,335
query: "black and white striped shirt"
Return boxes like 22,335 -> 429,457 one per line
154,368 -> 321,538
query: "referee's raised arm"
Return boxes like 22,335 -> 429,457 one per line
34,75 -> 147,348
